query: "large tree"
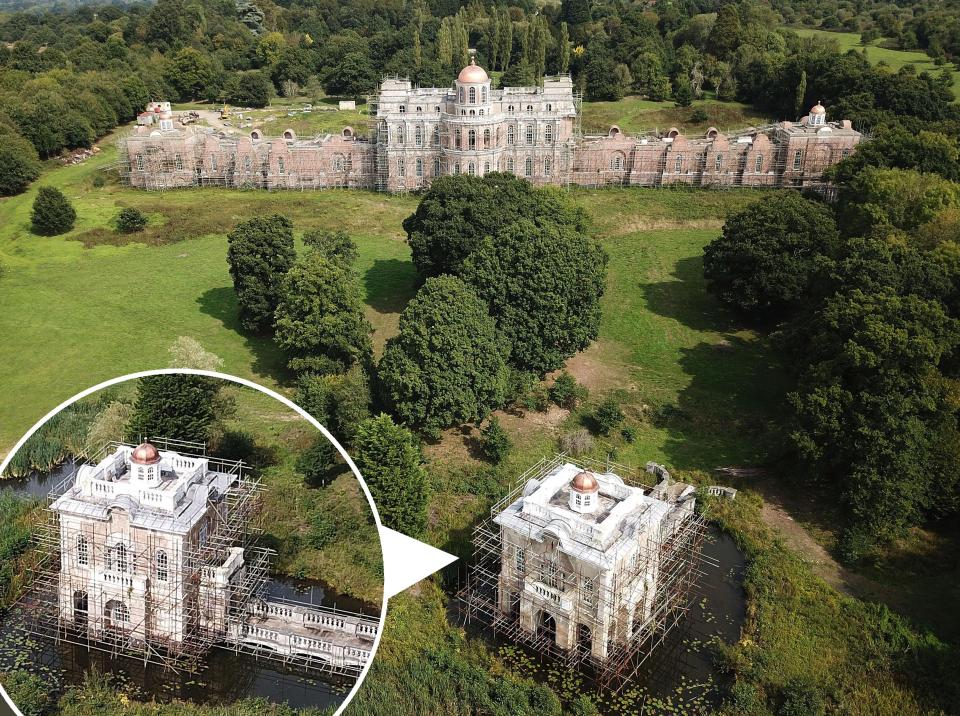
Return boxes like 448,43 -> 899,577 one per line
226,214 -> 296,333
129,374 -> 221,444
0,127 -> 40,196
273,250 -> 373,374
402,173 -> 588,279
353,414 -> 428,536
295,364 -> 371,444
703,191 -> 839,319
379,276 -> 510,435
461,219 -> 608,375
323,51 -> 377,98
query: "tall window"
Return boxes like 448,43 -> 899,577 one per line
674,155 -> 683,173
544,158 -> 552,176
508,104 -> 515,114
332,155 -> 345,172
135,154 -> 144,171
244,156 -> 252,172
459,88 -> 465,103
482,86 -> 488,103
454,163 -> 461,174
754,154 -> 763,173
468,162 -> 476,176
526,104 -> 533,113
525,125 -> 533,146
468,129 -> 476,150
397,126 -> 405,145
416,106 -> 422,113
199,522 -> 208,546
484,161 -> 490,174
793,149 -> 803,170
483,128 -> 491,148
174,154 -> 183,171
434,157 -> 441,175
611,154 -> 624,171
113,602 -> 130,624
715,154 -> 722,171
416,158 -> 423,177
470,109 -> 475,116
435,105 -> 440,113
432,126 -> 440,146
455,128 -> 462,149
507,158 -> 514,173
515,547 -> 525,573
582,577 -> 595,606
507,125 -> 515,145
525,157 -> 533,176
415,126 -> 423,147
546,103 -> 553,112
545,125 -> 553,144
398,158 -> 405,176
211,155 -> 218,171
278,157 -> 285,175
112,544 -> 128,573
156,551 -> 168,582
469,86 -> 477,103
544,560 -> 560,590
77,535 -> 89,566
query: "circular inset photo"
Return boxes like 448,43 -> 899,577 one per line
0,370 -> 385,714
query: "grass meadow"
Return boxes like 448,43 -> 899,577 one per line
1,124 -> 957,714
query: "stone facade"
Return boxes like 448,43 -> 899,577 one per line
492,461 -> 697,662
122,61 -> 860,192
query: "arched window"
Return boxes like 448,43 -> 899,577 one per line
77,535 -> 89,566
469,87 -> 477,104
546,103 -> 552,112
525,125 -> 534,145
455,128 -> 462,149
674,155 -> 683,173
432,126 -> 440,146
434,157 -> 441,175
469,110 -> 475,116
459,88 -> 465,103
545,125 -> 553,144
484,161 -> 490,174
461,110 -> 466,116
507,158 -> 515,173
755,154 -> 763,172
435,105 -> 441,113
332,154 -> 345,172
507,125 -> 515,145
416,106 -> 422,113
525,157 -> 533,176
454,163 -> 461,174
611,154 -> 624,171
468,162 -> 476,176
482,87 -> 488,103
508,105 -> 515,114
416,158 -> 423,177
483,128 -> 491,148
398,158 -> 405,176
397,126 -> 405,145
156,550 -> 168,582
114,602 -> 130,624
526,104 -> 533,113
468,129 -> 476,149
174,153 -> 183,171
278,157 -> 285,175
544,158 -> 552,176
415,126 -> 423,147
715,154 -> 723,171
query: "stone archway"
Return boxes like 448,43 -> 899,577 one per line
73,590 -> 88,626
576,623 -> 592,653
537,611 -> 557,643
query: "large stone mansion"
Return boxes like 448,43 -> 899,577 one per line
121,59 -> 861,192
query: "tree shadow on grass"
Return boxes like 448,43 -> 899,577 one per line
196,285 -> 292,385
641,255 -> 741,333
363,258 -> 418,315
655,337 -> 789,473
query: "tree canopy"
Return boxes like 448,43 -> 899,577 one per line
129,374 -> 222,444
226,214 -> 296,333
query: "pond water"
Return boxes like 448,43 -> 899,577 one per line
0,468 -> 376,712
466,526 -> 747,713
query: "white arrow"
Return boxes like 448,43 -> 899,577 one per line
379,526 -> 459,598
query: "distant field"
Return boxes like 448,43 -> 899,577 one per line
582,96 -> 771,135
792,27 -> 960,98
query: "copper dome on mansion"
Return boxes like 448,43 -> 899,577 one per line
458,57 -> 489,84
810,101 -> 826,115
130,442 -> 161,465
571,470 -> 599,493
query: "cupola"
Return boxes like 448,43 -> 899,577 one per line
130,442 -> 162,485
569,470 -> 600,514
808,101 -> 826,126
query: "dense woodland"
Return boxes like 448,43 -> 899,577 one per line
2,0 -> 960,196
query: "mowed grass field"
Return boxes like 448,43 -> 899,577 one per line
793,26 -> 960,98
0,130 -> 773,475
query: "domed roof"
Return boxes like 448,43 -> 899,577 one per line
571,470 -> 599,493
458,57 -> 489,84
810,101 -> 826,115
130,442 -> 161,465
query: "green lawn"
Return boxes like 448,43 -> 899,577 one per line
792,27 -> 960,98
581,96 -> 771,136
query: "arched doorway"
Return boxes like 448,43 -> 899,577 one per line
536,611 -> 556,643
73,590 -> 88,626
576,623 -> 592,653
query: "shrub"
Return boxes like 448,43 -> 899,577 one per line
116,206 -> 148,233
298,437 -> 337,487
549,370 -> 587,409
306,511 -> 339,548
302,229 -> 359,267
0,670 -> 51,716
0,130 -> 41,196
481,417 -> 512,464
560,428 -> 594,456
779,678 -> 827,716
621,425 -> 638,443
523,383 -> 551,412
592,396 -> 625,435
691,108 -> 709,123
31,186 -> 77,235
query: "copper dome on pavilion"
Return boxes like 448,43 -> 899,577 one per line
458,57 -> 489,84
130,442 -> 161,465
571,470 -> 599,493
